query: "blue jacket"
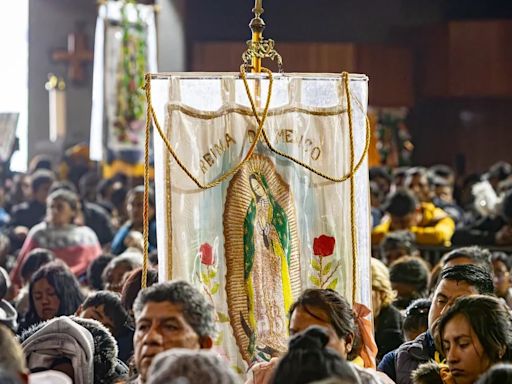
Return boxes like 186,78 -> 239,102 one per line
394,331 -> 438,384
378,350 -> 397,382
111,219 -> 157,255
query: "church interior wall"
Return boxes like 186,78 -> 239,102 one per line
28,0 -> 96,160
409,98 -> 512,175
156,0 -> 186,74
24,0 -> 512,173
27,0 -> 185,161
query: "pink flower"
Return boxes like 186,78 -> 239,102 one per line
313,235 -> 336,257
200,243 -> 214,265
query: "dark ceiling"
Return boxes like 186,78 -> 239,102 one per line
185,0 -> 512,43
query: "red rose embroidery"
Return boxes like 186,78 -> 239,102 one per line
200,243 -> 214,265
313,235 -> 336,257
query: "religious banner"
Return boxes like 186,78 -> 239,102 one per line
0,113 -> 19,162
150,72 -> 371,371
90,0 -> 157,177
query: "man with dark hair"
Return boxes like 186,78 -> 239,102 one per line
369,166 -> 393,201
440,246 -> 492,273
372,189 -> 455,246
130,280 -> 216,384
431,176 -> 453,204
96,179 -> 115,214
77,290 -> 134,363
429,164 -> 455,187
380,231 -> 419,265
452,190 -> 512,246
431,176 -> 464,225
111,186 -> 157,255
77,291 -> 131,338
404,167 -> 432,203
87,254 -> 115,291
389,256 -> 430,310
491,251 -> 512,308
19,248 -> 56,285
378,264 -> 494,384
406,166 -> 464,225
9,169 -> 54,230
393,167 -> 410,189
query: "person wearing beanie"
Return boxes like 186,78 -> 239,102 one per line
269,326 -> 360,384
388,256 -> 430,310
146,349 -> 239,384
371,189 -> 455,246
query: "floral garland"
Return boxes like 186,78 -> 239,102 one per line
113,0 -> 147,145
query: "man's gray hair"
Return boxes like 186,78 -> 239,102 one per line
133,280 -> 217,339
147,349 -> 239,384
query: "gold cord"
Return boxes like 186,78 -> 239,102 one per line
342,72 -> 358,305
142,76 -> 151,289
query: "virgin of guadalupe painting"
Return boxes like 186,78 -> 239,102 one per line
224,154 -> 301,363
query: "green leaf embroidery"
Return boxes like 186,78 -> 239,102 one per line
217,312 -> 230,323
322,261 -> 333,275
201,272 -> 210,285
208,269 -> 216,279
211,282 -> 220,295
311,258 -> 321,272
309,275 -> 321,287
215,331 -> 224,346
327,278 -> 338,290
232,365 -> 244,374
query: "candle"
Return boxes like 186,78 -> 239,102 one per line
46,74 -> 67,143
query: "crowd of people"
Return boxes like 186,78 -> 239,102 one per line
0,152 -> 512,384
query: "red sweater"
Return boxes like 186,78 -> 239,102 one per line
11,222 -> 102,286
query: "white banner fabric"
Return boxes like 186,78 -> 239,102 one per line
151,73 -> 371,372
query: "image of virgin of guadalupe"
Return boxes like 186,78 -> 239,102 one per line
243,173 -> 293,356
224,154 -> 300,362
